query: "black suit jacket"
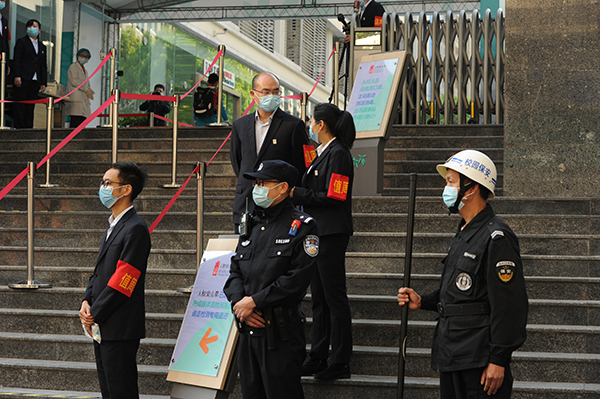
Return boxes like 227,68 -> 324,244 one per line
230,108 -> 309,224
0,16 -> 9,59
83,208 -> 151,341
13,36 -> 47,85
360,0 -> 385,27
293,139 -> 354,236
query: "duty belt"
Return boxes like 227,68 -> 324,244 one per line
436,302 -> 490,317
264,305 -> 296,350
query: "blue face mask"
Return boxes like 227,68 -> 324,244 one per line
26,27 -> 39,38
252,182 -> 282,209
442,186 -> 464,212
309,123 -> 321,144
99,185 -> 125,209
0,2 -> 6,11
257,94 -> 281,113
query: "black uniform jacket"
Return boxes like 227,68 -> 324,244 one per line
0,16 -> 9,59
421,204 -> 528,372
360,0 -> 385,27
293,139 -> 354,237
83,208 -> 151,341
230,108 -> 309,225
224,197 -> 318,314
13,36 -> 47,85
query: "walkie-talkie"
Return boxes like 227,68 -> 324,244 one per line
239,197 -> 252,239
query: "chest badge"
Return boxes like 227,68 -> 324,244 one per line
496,261 -> 516,283
241,240 -> 251,247
304,235 -> 319,257
456,272 -> 472,291
289,219 -> 302,237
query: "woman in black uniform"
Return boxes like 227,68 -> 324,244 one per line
291,102 -> 356,381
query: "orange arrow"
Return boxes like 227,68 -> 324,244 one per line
199,327 -> 219,354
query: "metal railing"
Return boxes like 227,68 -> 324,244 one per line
381,8 -> 505,124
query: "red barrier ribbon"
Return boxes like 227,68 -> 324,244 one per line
0,97 -> 49,104
98,113 -> 147,118
55,52 -> 113,103
277,45 -> 336,101
148,100 -> 256,234
0,166 -> 29,202
37,95 -> 116,170
154,114 -> 194,128
120,92 -> 177,102
181,48 -> 224,101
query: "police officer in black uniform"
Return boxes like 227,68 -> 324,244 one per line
398,150 -> 528,398
224,160 -> 319,399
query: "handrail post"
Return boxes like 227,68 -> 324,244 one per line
0,51 -> 7,129
196,162 -> 206,270
108,48 -> 116,126
333,43 -> 340,107
149,111 -> 154,127
301,92 -> 308,125
9,162 -> 52,289
38,98 -> 59,187
209,45 -> 228,127
161,95 -> 181,188
112,89 -> 120,163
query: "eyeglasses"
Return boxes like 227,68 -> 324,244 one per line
254,89 -> 280,96
100,179 -> 125,188
252,179 -> 279,187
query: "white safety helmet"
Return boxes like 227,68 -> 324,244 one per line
436,150 -> 497,198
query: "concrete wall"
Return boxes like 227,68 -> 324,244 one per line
503,0 -> 600,197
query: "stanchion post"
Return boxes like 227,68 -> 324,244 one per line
209,45 -> 228,127
334,43 -> 340,107
38,98 -> 59,188
301,92 -> 308,124
196,162 -> 206,270
9,162 -> 52,289
149,112 -> 154,127
112,89 -> 120,163
0,51 -> 7,129
103,48 -> 116,127
161,95 -> 181,188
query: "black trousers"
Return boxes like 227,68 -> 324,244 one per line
308,233 -> 353,365
440,365 -> 513,399
70,115 -> 86,128
237,317 -> 306,399
13,79 -> 40,129
93,339 -> 140,399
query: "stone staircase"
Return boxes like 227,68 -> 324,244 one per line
1,125 -> 600,398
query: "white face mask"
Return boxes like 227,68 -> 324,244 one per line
78,56 -> 89,65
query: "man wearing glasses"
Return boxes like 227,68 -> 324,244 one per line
230,72 -> 310,233
79,162 -> 151,399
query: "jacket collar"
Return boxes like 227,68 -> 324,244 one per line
455,203 -> 495,242
254,196 -> 291,223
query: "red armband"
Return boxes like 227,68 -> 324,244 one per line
327,173 -> 350,201
374,16 -> 383,27
107,260 -> 141,297
303,145 -> 317,168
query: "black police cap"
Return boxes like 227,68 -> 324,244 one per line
243,160 -> 298,186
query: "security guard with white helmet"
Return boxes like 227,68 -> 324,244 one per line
224,159 -> 319,399
398,150 -> 528,398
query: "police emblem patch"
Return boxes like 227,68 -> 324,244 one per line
496,261 -> 516,283
304,235 -> 319,257
456,272 -> 472,291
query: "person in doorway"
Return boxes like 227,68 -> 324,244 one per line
397,150 -> 528,398
229,71 -> 310,233
194,72 -> 229,126
291,102 -> 355,381
79,162 -> 151,399
65,48 -> 95,128
224,159 -> 318,399
139,83 -> 170,126
12,19 -> 47,129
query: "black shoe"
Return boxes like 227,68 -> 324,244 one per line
301,358 -> 328,376
314,363 -> 351,381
